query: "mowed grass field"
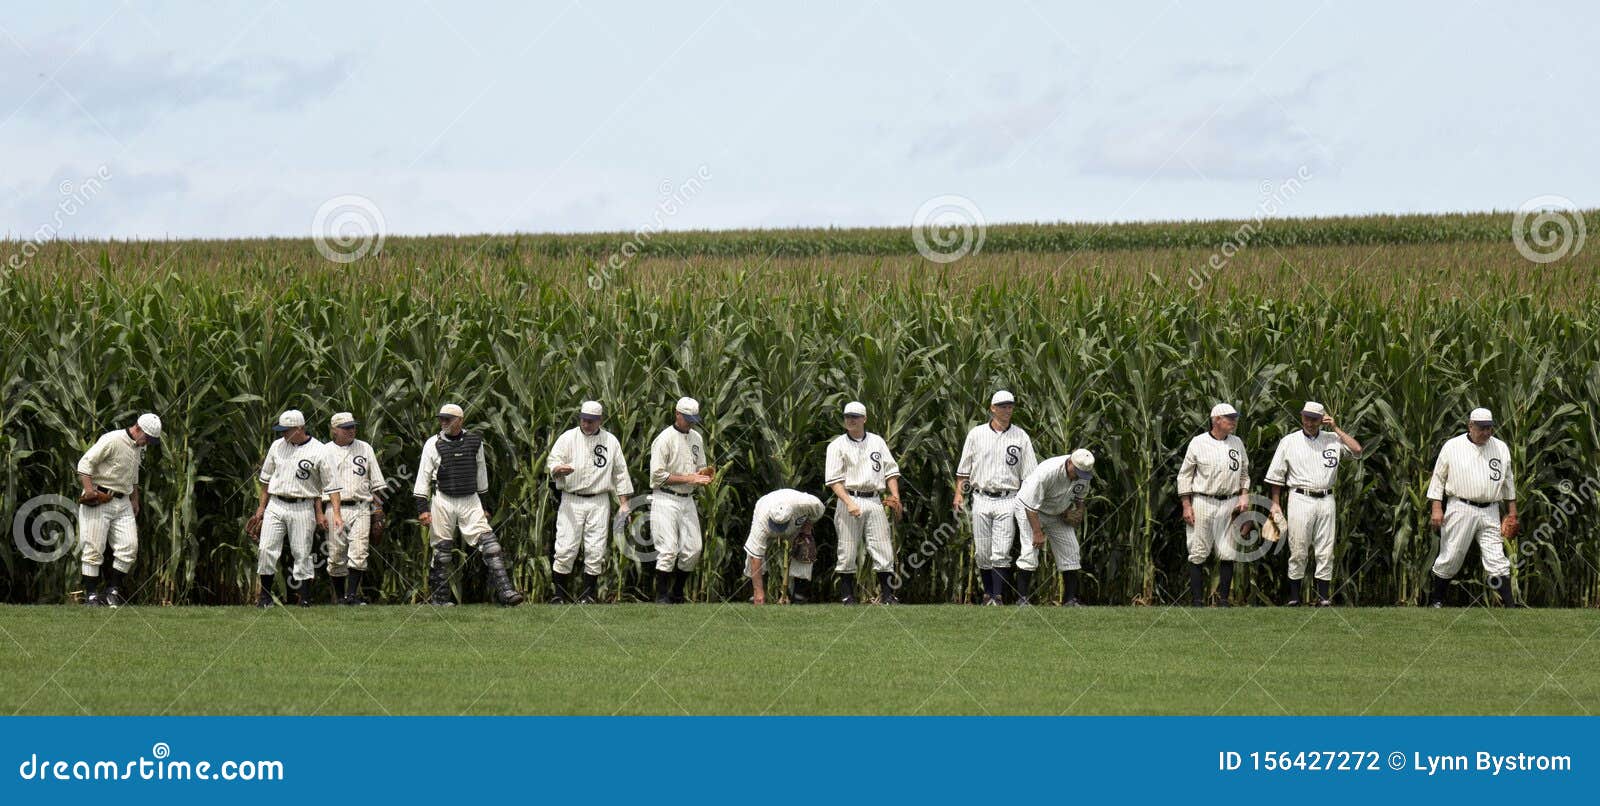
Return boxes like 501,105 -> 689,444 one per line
2,604 -> 1597,716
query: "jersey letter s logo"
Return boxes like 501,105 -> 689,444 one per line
1005,445 -> 1021,466
592,444 -> 609,468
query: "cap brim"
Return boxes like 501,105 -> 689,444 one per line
681,414 -> 702,423
1471,420 -> 1495,427
1301,411 -> 1323,418
144,435 -> 161,444
1075,469 -> 1094,480
272,424 -> 290,432
336,422 -> 359,429
579,414 -> 602,420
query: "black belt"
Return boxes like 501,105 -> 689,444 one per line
846,489 -> 880,498
94,487 -> 128,500
975,489 -> 1015,498
564,491 -> 605,499
657,489 -> 696,498
1454,498 -> 1496,508
1292,488 -> 1332,499
1197,492 -> 1235,501
274,495 -> 313,503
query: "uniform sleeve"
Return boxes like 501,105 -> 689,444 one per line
1235,442 -> 1251,492
1019,436 -> 1038,479
476,442 -> 489,494
319,446 -> 341,494
367,444 -> 386,490
1018,474 -> 1043,512
546,431 -> 573,474
76,434 -> 108,477
1425,444 -> 1448,501
649,433 -> 670,488
611,435 -> 634,497
879,438 -> 901,480
823,440 -> 845,485
413,439 -> 437,500
259,443 -> 278,485
1264,439 -> 1289,486
1176,441 -> 1197,496
1500,444 -> 1516,501
801,497 -> 825,522
954,429 -> 976,478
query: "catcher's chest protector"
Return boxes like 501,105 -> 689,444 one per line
436,432 -> 482,496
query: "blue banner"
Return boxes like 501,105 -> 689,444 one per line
2,717 -> 1590,801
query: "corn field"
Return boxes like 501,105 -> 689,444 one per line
3,212 -> 1598,606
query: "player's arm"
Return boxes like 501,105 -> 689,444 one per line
547,432 -> 574,476
414,439 -> 437,525
952,432 -> 975,512
824,442 -> 854,513
1024,505 -> 1046,547
828,481 -> 860,517
1264,440 -> 1288,513
611,437 -> 634,508
1332,422 -> 1362,456
130,485 -> 140,515
1235,448 -> 1251,515
75,438 -> 104,496
748,554 -> 765,604
1176,444 -> 1198,525
1425,447 -> 1448,529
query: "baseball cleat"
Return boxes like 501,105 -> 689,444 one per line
103,587 -> 126,608
1061,598 -> 1083,607
1015,597 -> 1031,607
577,592 -> 598,605
1316,599 -> 1333,607
1286,599 -> 1302,607
982,597 -> 999,607
256,591 -> 274,608
840,594 -> 857,605
84,591 -> 107,607
1429,601 -> 1443,609
876,592 -> 900,605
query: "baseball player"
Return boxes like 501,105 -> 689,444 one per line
323,412 -> 385,605
1177,403 -> 1251,607
825,401 -> 903,604
74,413 -> 162,607
414,403 -> 524,606
1264,401 -> 1362,606
1425,407 -> 1521,607
743,488 -> 826,605
1015,449 -> 1096,605
647,397 -> 713,604
546,400 -> 633,604
247,410 -> 342,607
953,389 -> 1037,605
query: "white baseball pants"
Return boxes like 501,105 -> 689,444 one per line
1285,491 -> 1336,582
1015,506 -> 1080,572
78,496 -> 137,576
258,498 -> 318,581
554,493 -> 611,575
970,493 -> 1019,570
650,492 -> 702,572
326,501 -> 371,575
1432,499 -> 1511,579
1186,494 -> 1241,564
834,497 -> 893,574
430,493 -> 492,549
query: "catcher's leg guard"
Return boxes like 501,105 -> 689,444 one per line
838,573 -> 856,604
579,574 -> 599,604
1217,562 -> 1234,606
429,541 -> 456,605
875,571 -> 898,604
1014,569 -> 1031,603
654,570 -> 673,604
550,572 -> 571,604
478,532 -> 524,606
1188,563 -> 1205,606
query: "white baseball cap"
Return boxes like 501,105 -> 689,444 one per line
330,412 -> 358,429
991,390 -> 1016,406
675,397 -> 701,423
580,401 -> 604,419
1210,403 -> 1239,419
136,413 -> 162,442
1469,407 -> 1494,425
1069,448 -> 1096,479
273,409 -> 306,432
1301,401 -> 1326,418
766,503 -> 794,533
843,401 -> 867,417
438,403 -> 464,419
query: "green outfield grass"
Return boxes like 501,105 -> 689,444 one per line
1,604 -> 1595,716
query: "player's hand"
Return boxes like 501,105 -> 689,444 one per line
698,465 -> 716,477
883,495 -> 903,520
952,495 -> 964,514
690,473 -> 714,486
1322,414 -> 1337,429
419,512 -> 433,528
1501,513 -> 1519,540
315,513 -> 328,531
332,515 -> 346,534
1181,504 -> 1195,526
846,502 -> 862,518
1429,509 -> 1443,531
1234,497 -> 1249,516
1032,531 -> 1046,548
1269,502 -> 1284,519
553,464 -> 575,477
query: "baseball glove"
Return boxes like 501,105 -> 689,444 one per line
245,512 -> 263,542
1262,511 -> 1287,543
1063,500 -> 1087,527
369,508 -> 384,545
76,489 -> 111,506
882,495 -> 904,520
1501,513 -> 1519,541
789,532 -> 817,564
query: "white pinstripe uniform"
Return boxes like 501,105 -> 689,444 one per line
258,436 -> 339,581
1265,429 -> 1354,582
1427,433 -> 1515,578
743,489 -> 826,580
414,433 -> 493,547
1177,432 -> 1250,563
75,429 -> 145,578
323,438 -> 384,575
1015,456 -> 1091,571
649,425 -> 708,572
825,431 -> 900,573
955,422 -> 1037,569
548,426 -> 633,575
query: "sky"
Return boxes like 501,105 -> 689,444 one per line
1,1 -> 1595,239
